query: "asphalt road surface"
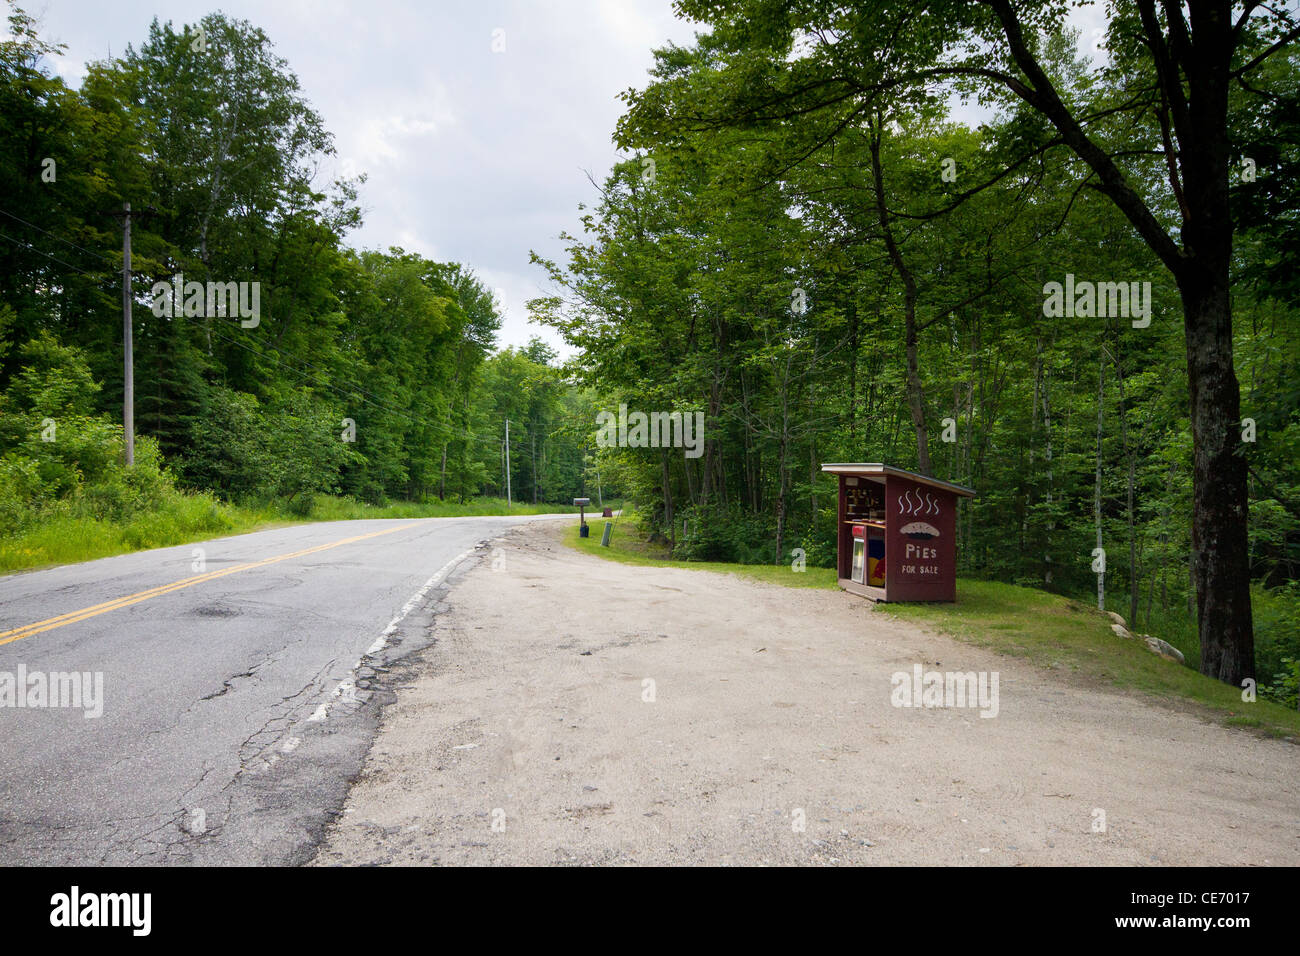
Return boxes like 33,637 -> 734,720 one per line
0,515 -> 563,865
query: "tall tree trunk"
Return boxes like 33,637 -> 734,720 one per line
439,442 -> 448,500
775,379 -> 790,564
661,448 -> 675,550
847,296 -> 859,444
1095,357 -> 1105,611
702,369 -> 720,505
809,413 -> 818,530
950,380 -> 961,483
1176,0 -> 1254,685
1024,337 -> 1043,553
1042,356 -> 1054,587
1180,268 -> 1254,681
986,0 -> 1255,683
1113,343 -> 1139,625
868,116 -> 930,474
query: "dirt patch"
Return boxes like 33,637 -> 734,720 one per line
312,521 -> 1300,866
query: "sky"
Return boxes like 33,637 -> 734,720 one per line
29,1 -> 1107,355
31,0 -> 704,354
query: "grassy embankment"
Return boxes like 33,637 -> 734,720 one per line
566,514 -> 1300,740
0,494 -> 605,575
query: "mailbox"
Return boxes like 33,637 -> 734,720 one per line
573,498 -> 591,538
821,463 -> 975,602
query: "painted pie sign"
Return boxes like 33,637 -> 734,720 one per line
893,485 -> 943,577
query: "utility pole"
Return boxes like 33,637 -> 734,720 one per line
105,201 -> 153,467
121,201 -> 133,466
504,418 -> 511,508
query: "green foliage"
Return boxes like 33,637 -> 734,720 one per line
674,504 -> 775,565
0,3 -> 607,570
2,332 -> 101,416
1254,583 -> 1300,706
1263,659 -> 1299,710
3,1 -> 1290,703
532,5 -> 1300,698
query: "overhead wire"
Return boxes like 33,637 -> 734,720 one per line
1,211 -> 574,456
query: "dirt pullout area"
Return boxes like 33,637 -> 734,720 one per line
312,522 -> 1299,866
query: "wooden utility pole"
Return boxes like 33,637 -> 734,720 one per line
504,418 -> 511,507
104,201 -> 155,466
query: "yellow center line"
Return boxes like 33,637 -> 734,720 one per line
0,524 -> 420,648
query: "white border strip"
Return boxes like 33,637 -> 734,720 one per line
309,548 -> 474,723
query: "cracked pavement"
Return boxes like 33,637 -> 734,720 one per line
0,514 -> 568,865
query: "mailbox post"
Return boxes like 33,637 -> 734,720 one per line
574,497 -> 591,538
820,463 -> 975,602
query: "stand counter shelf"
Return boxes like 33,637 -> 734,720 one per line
822,463 -> 975,603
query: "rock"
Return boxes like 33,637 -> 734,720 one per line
1111,623 -> 1133,640
1143,636 -> 1185,664
1106,611 -> 1127,627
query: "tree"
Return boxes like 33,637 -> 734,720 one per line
617,0 -> 1299,686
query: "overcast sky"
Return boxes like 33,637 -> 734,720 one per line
33,0 -> 703,353
32,2 -> 1105,355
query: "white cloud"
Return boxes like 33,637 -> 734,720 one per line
349,107 -> 454,168
32,1 -> 695,357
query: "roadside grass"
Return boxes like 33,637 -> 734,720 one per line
304,495 -> 603,521
0,493 -> 265,574
0,494 -> 608,576
565,517 -> 1300,740
886,581 -> 1300,738
566,516 -> 837,589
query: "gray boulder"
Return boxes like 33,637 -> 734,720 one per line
1141,635 -> 1186,664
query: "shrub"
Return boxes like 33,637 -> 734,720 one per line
1254,582 -> 1300,702
673,504 -> 777,564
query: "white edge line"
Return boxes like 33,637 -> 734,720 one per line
314,547 -> 475,723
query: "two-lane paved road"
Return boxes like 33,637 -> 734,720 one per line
0,514 -> 564,865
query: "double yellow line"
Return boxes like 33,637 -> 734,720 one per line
0,524 -> 418,648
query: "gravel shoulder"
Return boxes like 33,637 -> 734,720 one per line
312,522 -> 1299,866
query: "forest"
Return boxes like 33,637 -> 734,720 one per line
1,2 -> 1296,702
530,2 -> 1299,697
0,8 -> 604,558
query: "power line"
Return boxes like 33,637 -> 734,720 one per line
0,212 -> 519,446
188,316 -> 503,450
192,318 -> 440,430
0,226 -> 473,441
1,234 -> 530,458
0,207 -> 115,265
0,230 -> 106,279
